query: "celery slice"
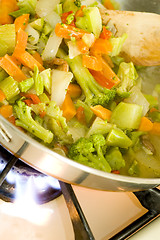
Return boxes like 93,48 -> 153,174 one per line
0,41 -> 8,57
0,76 -> 20,100
0,24 -> 16,54
0,68 -> 8,82
33,66 -> 44,96
19,78 -> 34,92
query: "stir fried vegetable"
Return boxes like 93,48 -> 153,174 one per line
0,0 -> 160,178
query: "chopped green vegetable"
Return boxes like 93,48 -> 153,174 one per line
0,24 -> 16,55
0,76 -> 20,100
59,51 -> 116,107
110,102 -> 143,129
105,147 -> 125,171
14,101 -> 54,143
19,78 -> 34,92
117,62 -> 138,98
76,7 -> 102,38
106,128 -> 132,148
68,134 -> 111,172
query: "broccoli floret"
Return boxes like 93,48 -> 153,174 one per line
57,50 -> 116,108
116,62 -> 138,99
68,55 -> 116,107
68,134 -> 111,172
14,101 -> 54,143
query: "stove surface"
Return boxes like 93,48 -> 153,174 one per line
0,185 -> 160,240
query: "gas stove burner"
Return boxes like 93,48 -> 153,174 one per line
0,145 -> 62,204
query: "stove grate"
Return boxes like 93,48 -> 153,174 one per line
0,144 -> 160,239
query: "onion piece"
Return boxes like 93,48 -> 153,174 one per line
25,24 -> 40,45
51,69 -> 73,106
42,31 -> 62,61
124,86 -> 149,116
36,0 -> 60,17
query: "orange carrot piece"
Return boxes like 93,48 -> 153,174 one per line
90,105 -> 112,121
150,122 -> 160,136
75,5 -> 86,18
14,51 -> 45,72
0,90 -> 6,102
13,28 -> 28,55
62,93 -> 77,121
23,99 -> 33,106
76,39 -> 89,54
100,26 -> 112,40
22,93 -> 41,104
55,23 -> 88,40
14,14 -> 30,33
138,117 -> 153,132
0,0 -> 19,24
67,83 -> 82,99
39,110 -> 46,118
0,105 -> 13,118
32,51 -> 43,65
76,106 -> 86,125
90,38 -> 112,55
101,58 -> 120,86
102,0 -> 115,10
0,54 -> 27,82
61,11 -> 75,26
89,69 -> 115,89
111,170 -> 120,174
82,55 -> 102,71
8,115 -> 16,124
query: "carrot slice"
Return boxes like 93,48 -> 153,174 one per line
82,55 -> 102,71
0,105 -> 13,118
55,23 -> 88,40
23,99 -> 33,106
90,38 -> 112,55
0,90 -> 6,102
102,0 -> 115,10
21,93 -> 41,104
150,122 -> 160,136
14,51 -> 45,71
13,28 -> 28,55
62,93 -> 76,121
76,106 -> 86,125
90,105 -> 112,121
138,117 -> 153,132
32,51 -> 43,65
101,58 -> 120,86
89,69 -> 115,89
0,0 -> 19,25
76,39 -> 89,54
100,26 -> 112,40
14,14 -> 30,33
8,115 -> 15,124
67,84 -> 82,99
0,54 -> 27,82
61,11 -> 75,26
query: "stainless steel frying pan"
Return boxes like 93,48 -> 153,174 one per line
1,0 -> 160,192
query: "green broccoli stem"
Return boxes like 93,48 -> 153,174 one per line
57,49 -> 102,99
87,152 -> 111,172
57,48 -> 116,107
96,145 -> 111,172
14,101 -> 54,144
